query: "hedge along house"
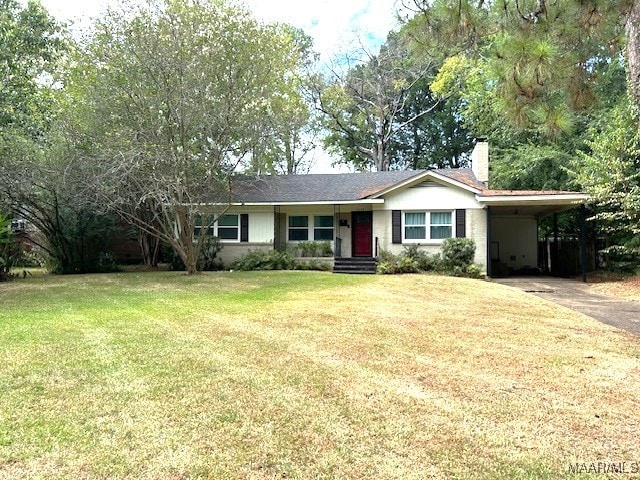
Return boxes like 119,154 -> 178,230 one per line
207,141 -> 589,277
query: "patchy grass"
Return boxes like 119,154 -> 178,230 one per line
1,271 -> 639,479
587,272 -> 640,301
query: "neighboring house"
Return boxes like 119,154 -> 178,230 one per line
204,142 -> 589,275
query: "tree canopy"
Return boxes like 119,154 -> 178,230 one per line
3,0 -> 640,272
79,0 -> 310,274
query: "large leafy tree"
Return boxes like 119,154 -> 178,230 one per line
405,0 -> 635,134
573,102 -> 640,267
247,26 -> 318,175
313,32 -> 438,171
0,0 -> 119,274
80,0 -> 306,274
390,76 -> 474,169
0,0 -> 63,140
404,0 -> 640,267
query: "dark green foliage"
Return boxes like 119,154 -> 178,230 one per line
232,249 -> 296,271
573,101 -> 640,271
294,259 -> 332,271
0,213 -> 19,281
44,208 -> 121,274
377,245 -> 443,274
441,238 -> 476,272
391,78 -> 474,170
490,144 -> 574,191
378,239 -> 479,277
232,249 -> 332,271
164,237 -> 223,272
288,241 -> 333,257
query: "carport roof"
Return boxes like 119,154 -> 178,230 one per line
477,190 -> 589,217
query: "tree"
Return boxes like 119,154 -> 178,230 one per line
390,76 -> 474,169
246,25 -> 318,175
0,0 -> 117,274
0,0 -> 64,140
405,0 -> 636,134
80,0 -> 306,274
312,32 -> 438,171
573,102 -> 640,268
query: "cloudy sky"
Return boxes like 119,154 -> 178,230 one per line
34,0 -> 406,172
38,0 -> 404,62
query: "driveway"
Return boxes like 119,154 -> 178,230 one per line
494,276 -> 640,337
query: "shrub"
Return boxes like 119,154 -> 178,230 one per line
96,252 -> 122,273
164,237 -> 223,272
376,249 -> 399,274
290,241 -> 333,257
233,249 -> 295,271
295,259 -> 332,271
198,236 -> 223,271
464,264 -> 483,278
377,241 -> 480,278
441,238 -> 476,271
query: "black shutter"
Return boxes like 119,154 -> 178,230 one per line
455,209 -> 466,238
392,210 -> 402,244
240,214 -> 249,242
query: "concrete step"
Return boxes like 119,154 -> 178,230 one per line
333,257 -> 378,274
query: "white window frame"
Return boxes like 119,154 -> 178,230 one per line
195,213 -> 240,242
403,210 -> 454,243
287,215 -> 335,243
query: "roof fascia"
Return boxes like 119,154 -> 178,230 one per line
476,193 -> 589,205
225,199 -> 386,207
370,170 -> 482,198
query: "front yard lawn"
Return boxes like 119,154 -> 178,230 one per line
1,271 -> 638,479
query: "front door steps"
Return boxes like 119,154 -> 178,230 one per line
333,257 -> 378,274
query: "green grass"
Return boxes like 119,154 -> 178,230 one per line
1,271 -> 638,479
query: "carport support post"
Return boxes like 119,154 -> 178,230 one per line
486,206 -> 492,278
580,205 -> 587,283
552,213 -> 559,276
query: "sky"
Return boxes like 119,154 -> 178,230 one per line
37,0 -> 403,61
33,0 -> 406,173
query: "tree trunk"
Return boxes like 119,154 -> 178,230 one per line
139,229 -> 160,267
626,0 -> 640,124
181,244 -> 199,275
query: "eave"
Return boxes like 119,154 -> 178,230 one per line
228,199 -> 386,207
476,193 -> 589,205
370,170 -> 482,198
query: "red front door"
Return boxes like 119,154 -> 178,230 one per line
352,211 -> 373,257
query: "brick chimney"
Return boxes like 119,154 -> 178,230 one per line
471,140 -> 489,187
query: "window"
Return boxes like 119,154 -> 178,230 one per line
287,215 -> 334,242
313,216 -> 334,241
217,214 -> 239,240
194,214 -> 239,241
288,216 -> 308,241
194,215 -> 214,237
405,212 -> 426,240
404,211 -> 452,241
430,212 -> 452,239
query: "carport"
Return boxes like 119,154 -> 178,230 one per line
478,191 -> 590,281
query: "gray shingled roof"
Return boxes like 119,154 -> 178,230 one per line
226,168 -> 585,204
231,170 -> 429,203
